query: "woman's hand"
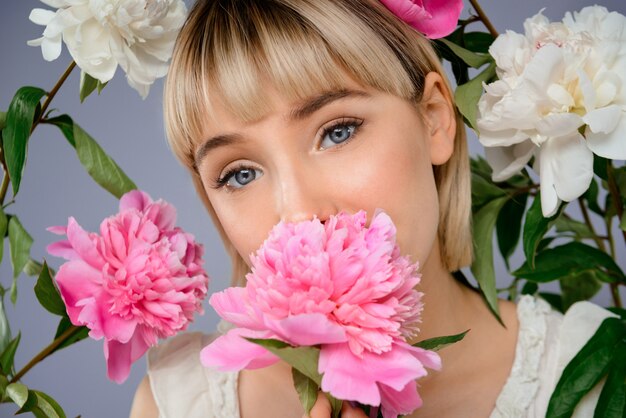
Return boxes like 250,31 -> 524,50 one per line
304,391 -> 368,418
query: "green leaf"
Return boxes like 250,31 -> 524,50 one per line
245,338 -> 322,385
8,216 -> 33,279
30,390 -> 67,418
471,172 -> 506,210
0,204 -> 6,266
496,193 -> 528,268
560,270 -> 602,311
521,281 -> 538,296
292,368 -> 318,415
3,87 -> 47,197
539,292 -> 564,313
621,212 -> 626,232
554,215 -> 595,239
593,155 -> 609,181
470,196 -> 508,323
0,374 -> 8,399
413,329 -> 469,351
513,242 -> 625,283
455,62 -> 496,131
35,261 -> 67,316
79,71 -> 98,103
0,111 -> 6,130
463,32 -> 495,53
74,122 -> 137,198
6,382 -> 29,407
583,178 -> 603,215
44,115 -> 75,147
47,115 -> 137,198
594,345 -> 626,418
522,197 -> 562,269
78,72 -> 108,102
438,39 -> 492,68
0,332 -> 20,375
51,317 -> 88,355
0,294 -> 11,361
24,258 -> 45,277
547,317 -> 625,418
8,216 -> 33,304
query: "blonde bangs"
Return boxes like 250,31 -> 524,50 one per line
164,0 -> 445,168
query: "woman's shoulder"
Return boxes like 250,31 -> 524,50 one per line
491,295 -> 617,418
146,326 -> 240,418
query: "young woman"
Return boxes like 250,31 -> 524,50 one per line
130,1 -> 613,417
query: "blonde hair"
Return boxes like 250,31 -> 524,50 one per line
164,0 -> 473,286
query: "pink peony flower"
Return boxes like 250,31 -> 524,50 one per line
47,190 -> 209,383
380,0 -> 464,39
201,210 -> 440,418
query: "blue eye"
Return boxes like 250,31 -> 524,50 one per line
214,165 -> 263,190
319,119 -> 363,150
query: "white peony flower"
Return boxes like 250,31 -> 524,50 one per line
28,0 -> 187,98
476,6 -> 626,217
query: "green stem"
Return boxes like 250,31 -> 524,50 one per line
34,61 -> 76,132
577,198 -> 606,252
469,0 -> 499,38
10,325 -> 82,383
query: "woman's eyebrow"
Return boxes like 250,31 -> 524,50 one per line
288,89 -> 370,121
194,89 -> 370,168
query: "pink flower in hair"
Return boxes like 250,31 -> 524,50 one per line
380,0 -> 464,39
47,190 -> 209,383
201,210 -> 440,417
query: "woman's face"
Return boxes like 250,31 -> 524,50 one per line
195,72 -> 455,271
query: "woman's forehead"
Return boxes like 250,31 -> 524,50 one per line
202,71 -> 371,130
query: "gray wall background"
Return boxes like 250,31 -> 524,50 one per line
1,1 -> 624,417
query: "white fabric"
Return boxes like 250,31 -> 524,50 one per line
147,295 -> 615,418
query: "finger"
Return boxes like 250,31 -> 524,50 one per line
303,391 -> 331,418
340,401 -> 369,418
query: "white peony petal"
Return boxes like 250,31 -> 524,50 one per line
583,105 -> 621,134
40,0 -> 69,8
585,114 -> 626,159
485,141 -> 536,182
547,84 -> 574,109
478,128 -> 529,148
27,37 -> 44,47
29,8 -> 57,26
41,36 -> 63,61
537,132 -> 593,216
522,44 -> 564,96
535,113 -> 583,137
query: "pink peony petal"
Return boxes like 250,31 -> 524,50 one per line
47,225 -> 67,235
318,343 -> 382,406
54,260 -> 103,323
66,217 -> 105,269
119,189 -> 152,212
46,240 -> 78,261
104,332 -> 150,384
380,0 -> 464,39
266,313 -> 347,346
200,328 -> 280,371
209,287 -> 264,329
379,380 -> 423,418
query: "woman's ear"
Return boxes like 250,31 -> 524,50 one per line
421,72 -> 456,166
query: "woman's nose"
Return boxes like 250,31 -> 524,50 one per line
275,165 -> 336,224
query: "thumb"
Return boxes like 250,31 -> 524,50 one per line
303,391 -> 332,418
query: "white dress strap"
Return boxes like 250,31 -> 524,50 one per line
147,331 -> 240,418
490,295 -> 556,418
